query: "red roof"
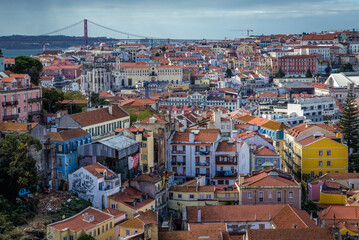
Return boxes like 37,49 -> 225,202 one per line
240,172 -> 299,187
83,163 -> 115,179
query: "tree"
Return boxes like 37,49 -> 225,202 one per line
305,68 -> 313,78
349,153 -> 359,172
161,46 -> 167,52
0,48 -> 2,56
301,200 -> 319,218
325,63 -> 332,75
339,88 -> 359,154
78,235 -> 96,240
335,63 -> 354,73
89,92 -> 109,106
226,68 -> 233,78
42,87 -> 64,113
11,56 -> 43,86
0,133 -> 42,202
64,91 -> 86,101
275,68 -> 285,78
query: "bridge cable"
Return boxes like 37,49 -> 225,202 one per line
39,20 -> 84,36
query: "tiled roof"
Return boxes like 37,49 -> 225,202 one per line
261,121 -> 285,131
47,128 -> 90,141
102,208 -> 127,218
83,163 -> 115,179
48,207 -> 113,232
316,172 -> 359,181
169,185 -> 215,192
246,228 -> 334,240
71,105 -> 128,127
139,114 -> 168,124
254,146 -> 277,156
216,142 -> 237,152
240,172 -> 299,187
319,205 -> 359,220
109,187 -> 155,210
272,205 -> 316,228
133,174 -> 161,182
119,210 -> 157,228
0,122 -> 37,132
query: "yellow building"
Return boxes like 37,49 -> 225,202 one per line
118,210 -> 157,238
319,191 -> 346,205
168,185 -> 218,214
294,136 -> 348,179
108,187 -> 155,219
215,186 -> 239,205
46,207 -> 115,240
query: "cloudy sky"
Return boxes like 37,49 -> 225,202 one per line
2,0 -> 359,39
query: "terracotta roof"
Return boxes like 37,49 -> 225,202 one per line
0,122 -> 37,132
272,205 -> 316,228
254,146 -> 278,156
48,207 -> 113,232
186,204 -> 305,223
102,208 -> 127,218
109,187 -> 155,210
319,205 -> 359,221
246,228 -> 335,240
139,114 -> 168,124
216,142 -> 237,152
47,128 -> 90,141
316,173 -> 359,181
83,163 -> 115,179
302,34 -> 336,40
240,172 -> 299,187
261,121 -> 285,131
119,210 -> 157,228
71,105 -> 128,127
133,174 -> 161,182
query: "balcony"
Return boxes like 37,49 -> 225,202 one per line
196,162 -> 210,167
172,150 -> 186,154
104,173 -> 120,181
28,97 -> 42,103
195,151 -> 210,156
171,161 -> 186,166
3,114 -> 19,121
29,110 -> 41,116
2,100 -> 18,106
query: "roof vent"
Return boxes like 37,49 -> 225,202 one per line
268,171 -> 279,179
83,213 -> 94,223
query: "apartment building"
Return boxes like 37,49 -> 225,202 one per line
168,129 -> 221,183
236,171 -> 301,208
278,55 -> 317,76
0,73 -> 42,123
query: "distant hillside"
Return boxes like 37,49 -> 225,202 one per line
0,35 -> 119,49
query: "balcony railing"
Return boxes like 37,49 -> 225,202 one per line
171,161 -> 186,166
3,114 -> 19,121
28,97 -> 42,103
104,174 -> 120,180
2,100 -> 18,106
172,150 -> 186,154
196,162 -> 210,167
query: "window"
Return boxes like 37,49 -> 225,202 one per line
319,171 -> 323,177
259,224 -> 265,229
319,161 -> 323,167
268,191 -> 273,199
63,237 -> 67,240
247,191 -> 252,199
195,146 -> 200,152
327,161 -> 331,166
319,150 -> 323,156
106,224 -> 108,231
277,192 -> 282,202
206,194 -> 212,199
93,229 -> 96,237
259,192 -> 264,201
58,144 -> 63,152
110,222 -> 113,228
69,157 -> 72,165
102,226 -> 104,233
57,158 -> 62,166
111,203 -> 117,209
311,171 -> 315,178
276,142 -> 280,147
98,228 -> 100,235
169,192 -> 173,199
327,150 -> 331,156
143,155 -> 147,160
126,229 -> 130,236
289,192 -> 294,198
199,195 -> 204,200
177,194 -> 182,199
189,194 -> 194,199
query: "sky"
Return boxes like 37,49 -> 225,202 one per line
1,0 -> 359,39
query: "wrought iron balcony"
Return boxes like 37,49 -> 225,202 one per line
2,100 -> 18,106
3,114 -> 19,121
28,97 -> 42,103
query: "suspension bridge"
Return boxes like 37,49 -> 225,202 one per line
36,19 -> 220,46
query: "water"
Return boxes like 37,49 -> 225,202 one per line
1,49 -> 63,58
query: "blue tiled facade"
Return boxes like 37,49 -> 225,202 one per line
254,155 -> 281,170
53,134 -> 92,181
258,127 -> 284,140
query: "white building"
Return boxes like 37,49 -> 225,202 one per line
81,58 -> 113,93
69,162 -> 121,209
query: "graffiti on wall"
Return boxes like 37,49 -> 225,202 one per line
72,171 -> 96,202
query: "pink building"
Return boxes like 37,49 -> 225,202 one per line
43,59 -> 82,80
0,74 -> 42,123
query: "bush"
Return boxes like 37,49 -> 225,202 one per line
50,197 -> 92,222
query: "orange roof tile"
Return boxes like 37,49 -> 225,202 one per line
83,163 -> 115,179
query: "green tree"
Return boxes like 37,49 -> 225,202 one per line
161,46 -> 167,52
12,56 -> 43,86
335,63 -> 354,73
325,63 -> 332,75
78,235 -> 96,240
301,200 -> 319,218
339,88 -> 359,154
64,91 -> 86,100
275,68 -> 285,78
50,197 -> 92,222
349,153 -> 359,172
42,87 -> 64,113
225,68 -> 233,78
305,68 -> 313,78
0,133 -> 42,202
89,92 -> 109,106
0,48 -> 3,56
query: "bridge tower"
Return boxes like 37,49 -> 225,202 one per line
84,19 -> 88,46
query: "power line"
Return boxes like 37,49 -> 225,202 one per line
39,20 -> 84,36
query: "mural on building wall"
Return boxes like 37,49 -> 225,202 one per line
71,171 -> 95,202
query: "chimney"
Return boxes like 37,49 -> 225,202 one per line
197,209 -> 201,223
108,106 -> 113,115
239,174 -> 245,185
